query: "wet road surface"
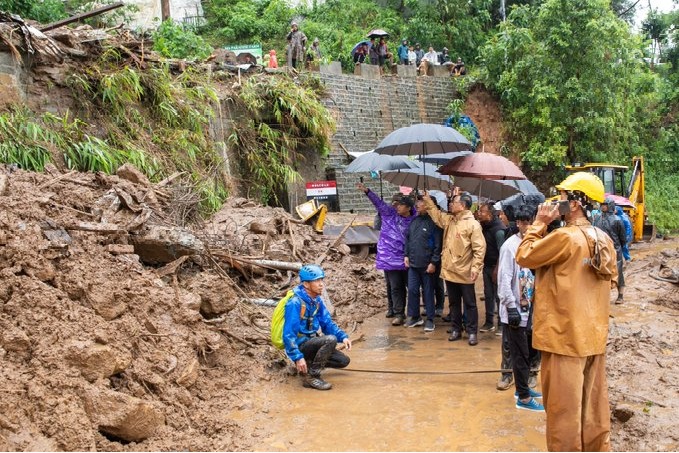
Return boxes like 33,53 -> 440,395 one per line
233,313 -> 547,451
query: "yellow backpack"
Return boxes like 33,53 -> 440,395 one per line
270,290 -> 300,349
270,290 -> 320,350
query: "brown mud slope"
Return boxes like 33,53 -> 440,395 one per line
1,164 -> 678,451
608,240 -> 679,451
0,165 -> 384,451
464,86 -> 504,156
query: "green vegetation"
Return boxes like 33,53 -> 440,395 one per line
152,20 -> 213,60
0,0 -> 138,26
228,73 -> 336,204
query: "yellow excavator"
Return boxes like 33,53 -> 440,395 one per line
566,156 -> 655,242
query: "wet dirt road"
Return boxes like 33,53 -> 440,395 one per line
233,313 -> 547,451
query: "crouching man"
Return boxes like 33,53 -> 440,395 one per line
283,264 -> 352,390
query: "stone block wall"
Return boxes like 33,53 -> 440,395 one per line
318,71 -> 456,212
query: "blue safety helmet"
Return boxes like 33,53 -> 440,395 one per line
299,264 -> 325,282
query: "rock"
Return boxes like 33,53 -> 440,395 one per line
106,244 -> 135,255
83,388 -> 165,442
67,342 -> 131,382
88,288 -> 127,321
130,226 -> 204,265
199,292 -> 237,317
181,291 -> 202,311
1,328 -> 31,357
337,244 -> 351,255
613,403 -> 635,423
249,221 -> 276,235
0,174 -> 8,195
116,164 -> 151,186
175,358 -> 199,388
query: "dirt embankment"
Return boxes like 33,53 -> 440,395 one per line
0,166 -> 384,451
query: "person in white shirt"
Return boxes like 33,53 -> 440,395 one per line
407,46 -> 416,66
418,46 -> 439,75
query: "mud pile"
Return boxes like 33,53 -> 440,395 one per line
608,241 -> 679,451
0,165 -> 385,451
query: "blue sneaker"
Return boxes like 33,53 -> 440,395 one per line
514,389 -> 542,399
515,397 -> 545,412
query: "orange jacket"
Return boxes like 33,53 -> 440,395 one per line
516,218 -> 617,357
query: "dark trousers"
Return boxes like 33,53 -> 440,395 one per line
384,272 -> 393,313
504,323 -> 541,398
385,269 -> 408,317
482,264 -> 497,324
500,324 -> 512,379
445,280 -> 478,334
407,267 -> 436,320
434,263 -> 445,313
299,335 -> 350,376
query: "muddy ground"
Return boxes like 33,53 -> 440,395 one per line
0,165 -> 677,451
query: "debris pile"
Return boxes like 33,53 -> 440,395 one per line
0,164 -> 386,450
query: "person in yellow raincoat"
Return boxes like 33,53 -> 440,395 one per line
516,172 -> 618,452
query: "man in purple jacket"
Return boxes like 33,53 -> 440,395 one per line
358,183 -> 416,325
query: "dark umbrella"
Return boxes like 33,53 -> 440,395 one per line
374,124 -> 473,156
450,177 -> 540,201
351,40 -> 370,56
367,29 -> 389,38
383,162 -> 453,192
374,123 -> 472,190
438,152 -> 526,180
345,151 -> 420,198
418,151 -> 472,165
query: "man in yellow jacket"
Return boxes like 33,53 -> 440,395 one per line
423,190 -> 485,346
516,172 -> 618,452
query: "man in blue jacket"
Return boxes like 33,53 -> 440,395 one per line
404,197 -> 442,331
358,182 -> 416,325
283,264 -> 352,390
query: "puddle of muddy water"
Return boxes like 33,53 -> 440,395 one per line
233,314 -> 547,452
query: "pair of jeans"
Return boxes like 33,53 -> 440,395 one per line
298,335 -> 350,375
482,264 -> 498,325
445,280 -> 478,334
406,267 -> 436,320
385,270 -> 408,317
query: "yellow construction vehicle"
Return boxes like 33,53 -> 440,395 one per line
566,156 -> 654,242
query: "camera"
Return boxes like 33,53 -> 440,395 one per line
551,200 -> 571,216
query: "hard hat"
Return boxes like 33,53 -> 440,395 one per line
555,172 -> 605,203
299,264 -> 325,282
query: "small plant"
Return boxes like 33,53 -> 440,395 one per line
0,109 -> 54,171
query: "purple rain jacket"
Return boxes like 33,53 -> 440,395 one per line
367,190 -> 416,271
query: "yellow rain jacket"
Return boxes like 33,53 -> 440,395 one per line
425,199 -> 485,284
516,218 -> 618,357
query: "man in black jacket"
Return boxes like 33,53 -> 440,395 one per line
404,197 -> 443,332
477,202 -> 506,332
594,198 -> 627,303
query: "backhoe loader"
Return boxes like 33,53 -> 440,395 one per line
566,156 -> 655,242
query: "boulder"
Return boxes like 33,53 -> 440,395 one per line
130,226 -> 204,265
87,288 -> 127,321
83,388 -> 165,442
67,342 -> 131,382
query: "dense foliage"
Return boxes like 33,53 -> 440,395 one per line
0,0 -> 138,26
228,73 -> 336,205
152,20 -> 213,60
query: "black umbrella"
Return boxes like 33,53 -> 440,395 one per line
374,123 -> 473,190
345,151 -> 419,198
418,151 -> 472,165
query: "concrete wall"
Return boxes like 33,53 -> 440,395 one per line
317,71 -> 457,212
0,52 -> 26,108
127,0 -> 203,31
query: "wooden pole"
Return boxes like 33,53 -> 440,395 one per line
161,0 -> 171,21
39,2 -> 125,31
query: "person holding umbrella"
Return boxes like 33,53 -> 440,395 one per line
422,189 -> 486,345
357,182 -> 416,325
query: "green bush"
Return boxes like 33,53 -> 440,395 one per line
152,20 -> 213,60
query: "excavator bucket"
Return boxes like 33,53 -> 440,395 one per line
295,199 -> 328,233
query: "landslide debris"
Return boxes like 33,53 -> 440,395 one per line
0,164 -> 385,451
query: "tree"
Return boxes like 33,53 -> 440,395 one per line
480,0 -> 657,169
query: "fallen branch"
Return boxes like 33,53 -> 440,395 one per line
156,255 -> 190,277
217,327 -> 255,348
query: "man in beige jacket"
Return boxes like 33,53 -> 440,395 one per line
516,172 -> 618,452
423,191 -> 485,346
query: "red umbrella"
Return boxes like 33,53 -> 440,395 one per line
438,153 -> 526,180
605,193 -> 635,208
